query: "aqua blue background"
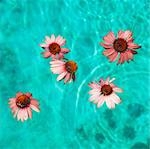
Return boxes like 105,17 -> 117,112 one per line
0,0 -> 150,148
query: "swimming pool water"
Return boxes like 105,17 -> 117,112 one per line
0,0 -> 150,148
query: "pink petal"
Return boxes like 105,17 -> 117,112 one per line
27,108 -> 32,119
113,87 -> 123,93
105,77 -> 110,84
126,50 -> 133,60
97,96 -> 105,108
99,78 -> 105,86
111,93 -> 121,104
39,43 -> 48,48
16,92 -> 23,98
13,107 -> 19,118
106,98 -> 115,109
51,66 -> 65,74
108,51 -> 118,62
128,42 -> 141,49
30,98 -> 39,106
103,32 -> 116,44
45,36 -> 51,43
100,42 -> 113,49
9,102 -> 17,109
8,98 -> 16,104
58,53 -> 64,59
60,39 -> 66,46
57,72 -> 67,81
30,104 -> 40,112
50,34 -> 55,42
117,53 -> 124,64
93,99 -> 99,104
61,48 -> 70,53
50,60 -> 65,65
118,30 -> 124,38
89,94 -> 100,102
122,30 -> 133,40
17,110 -> 24,121
23,109 -> 28,121
25,92 -> 32,98
55,35 -> 62,43
123,52 -> 129,62
88,82 -> 100,89
121,53 -> 126,64
51,63 -> 65,68
103,48 -> 115,56
42,51 -> 51,58
88,89 -> 100,95
64,73 -> 71,83
106,99 -> 111,109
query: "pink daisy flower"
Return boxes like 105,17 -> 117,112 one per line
88,77 -> 123,109
39,34 -> 70,59
8,92 -> 40,122
100,30 -> 141,64
50,59 -> 78,83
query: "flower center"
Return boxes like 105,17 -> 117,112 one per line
49,43 -> 60,55
101,85 -> 113,95
16,95 -> 30,108
65,61 -> 78,73
113,38 -> 127,52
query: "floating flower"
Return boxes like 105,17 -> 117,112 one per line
8,92 -> 40,122
50,59 -> 78,83
100,30 -> 141,64
39,34 -> 70,59
88,77 -> 123,109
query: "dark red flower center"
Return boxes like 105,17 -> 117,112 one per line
16,95 -> 30,108
101,84 -> 113,95
65,61 -> 78,73
113,38 -> 127,52
49,43 -> 60,55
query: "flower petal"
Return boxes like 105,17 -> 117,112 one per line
108,51 -> 118,62
128,42 -> 141,49
103,48 -> 115,56
61,48 -> 70,53
50,34 -> 55,42
126,50 -> 133,60
30,104 -> 40,112
122,30 -> 133,40
88,82 -> 100,89
25,92 -> 32,98
111,93 -> 121,104
113,87 -> 123,93
57,72 -> 67,81
42,51 -> 51,58
51,66 -> 65,74
118,30 -> 124,38
103,32 -> 116,44
64,73 -> 71,83
16,92 -> 23,98
27,108 -> 32,119
30,98 -> 39,106
100,42 -> 113,49
97,96 -> 105,108
58,53 -> 64,59
45,36 -> 51,43
88,89 -> 100,95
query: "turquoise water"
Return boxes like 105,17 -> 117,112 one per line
0,0 -> 150,148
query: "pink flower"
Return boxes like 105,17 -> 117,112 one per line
8,92 -> 40,122
39,34 -> 70,59
88,77 -> 123,109
100,30 -> 141,64
50,59 -> 78,83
